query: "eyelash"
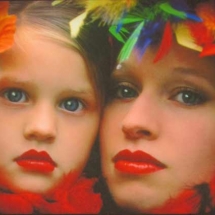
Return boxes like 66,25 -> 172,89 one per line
170,87 -> 207,106
1,88 -> 28,103
109,82 -> 138,101
59,98 -> 85,113
109,82 -> 207,106
0,87 -> 86,113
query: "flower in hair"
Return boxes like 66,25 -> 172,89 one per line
0,1 -> 16,53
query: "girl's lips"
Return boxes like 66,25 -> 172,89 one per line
113,149 -> 166,174
15,149 -> 56,173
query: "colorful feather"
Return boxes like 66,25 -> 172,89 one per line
69,12 -> 87,38
159,2 -> 186,19
78,0 -> 137,25
196,2 -> 215,31
186,21 -> 213,46
118,21 -> 144,62
200,44 -> 215,57
109,26 -> 128,43
174,23 -> 202,52
153,21 -> 172,63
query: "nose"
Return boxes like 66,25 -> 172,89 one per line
122,93 -> 160,140
24,102 -> 57,143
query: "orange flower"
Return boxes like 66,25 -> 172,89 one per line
0,1 -> 16,53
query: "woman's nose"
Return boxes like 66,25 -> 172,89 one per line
122,94 -> 160,141
23,103 -> 57,143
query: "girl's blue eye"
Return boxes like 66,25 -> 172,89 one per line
60,98 -> 84,112
173,90 -> 205,106
3,88 -> 27,103
113,84 -> 138,99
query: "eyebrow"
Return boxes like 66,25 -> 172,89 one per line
173,67 -> 215,85
0,76 -> 37,90
58,88 -> 96,99
114,63 -> 214,80
0,76 -> 96,98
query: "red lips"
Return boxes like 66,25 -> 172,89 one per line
113,149 -> 165,174
15,149 -> 56,173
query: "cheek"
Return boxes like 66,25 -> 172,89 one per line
100,108 -> 123,175
57,117 -> 99,172
166,114 -> 215,184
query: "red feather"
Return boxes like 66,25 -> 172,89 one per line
151,188 -> 200,214
153,21 -> 172,63
200,44 -> 215,57
186,21 -> 213,46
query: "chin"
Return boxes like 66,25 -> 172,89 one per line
8,177 -> 58,194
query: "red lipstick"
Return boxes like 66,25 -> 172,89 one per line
113,149 -> 165,174
15,149 -> 56,173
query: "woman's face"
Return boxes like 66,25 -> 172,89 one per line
100,40 -> 215,213
0,27 -> 100,194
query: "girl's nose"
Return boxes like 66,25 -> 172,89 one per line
23,103 -> 57,143
122,94 -> 160,141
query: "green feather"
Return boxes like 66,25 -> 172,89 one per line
122,16 -> 144,24
119,21 -> 145,62
109,26 -> 127,43
159,2 -> 186,19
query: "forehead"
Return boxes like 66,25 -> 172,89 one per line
114,40 -> 215,83
0,26 -> 85,71
0,26 -> 93,88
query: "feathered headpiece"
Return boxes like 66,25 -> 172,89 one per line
68,0 -> 215,63
0,1 -> 16,53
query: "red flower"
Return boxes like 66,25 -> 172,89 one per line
0,1 -> 16,53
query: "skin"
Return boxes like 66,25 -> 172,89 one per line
100,40 -> 215,213
0,26 -> 100,195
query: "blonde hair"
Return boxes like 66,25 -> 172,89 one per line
9,0 -> 113,105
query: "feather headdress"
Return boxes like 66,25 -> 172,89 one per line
70,0 -> 215,62
69,0 -> 137,37
0,1 -> 16,53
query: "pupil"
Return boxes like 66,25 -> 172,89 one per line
121,87 -> 136,98
65,99 -> 79,111
183,91 -> 196,103
8,90 -> 22,102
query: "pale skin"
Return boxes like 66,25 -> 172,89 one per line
100,39 -> 215,213
0,26 -> 100,195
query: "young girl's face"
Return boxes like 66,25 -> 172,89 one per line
100,39 -> 215,212
0,27 -> 100,194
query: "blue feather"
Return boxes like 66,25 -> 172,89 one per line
186,13 -> 202,22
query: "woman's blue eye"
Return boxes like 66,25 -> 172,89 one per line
60,98 -> 84,112
173,90 -> 205,106
114,85 -> 138,99
3,89 -> 27,103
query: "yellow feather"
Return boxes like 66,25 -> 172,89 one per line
174,23 -> 202,52
69,12 -> 87,38
78,0 -> 137,24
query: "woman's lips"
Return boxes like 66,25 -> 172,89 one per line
113,149 -> 166,174
15,149 -> 56,173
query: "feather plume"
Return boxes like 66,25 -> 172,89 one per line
69,12 -> 87,38
78,0 -> 137,25
186,21 -> 213,46
109,25 -> 128,43
200,44 -> 215,57
174,23 -> 202,52
159,2 -> 186,19
153,21 -> 172,63
118,21 -> 144,62
196,2 -> 215,31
